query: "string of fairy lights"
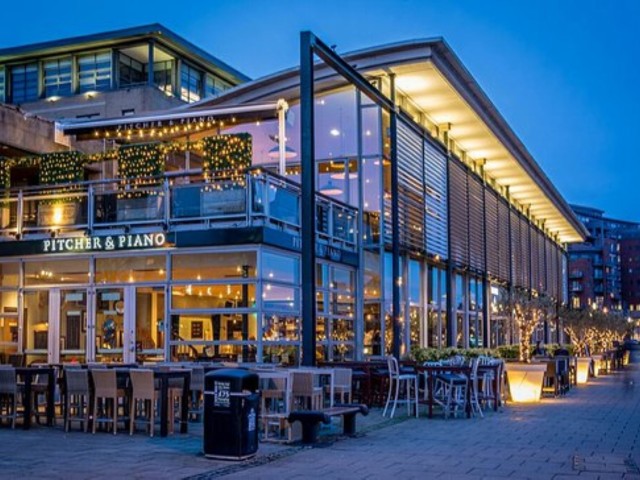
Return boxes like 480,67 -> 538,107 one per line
0,134 -> 253,199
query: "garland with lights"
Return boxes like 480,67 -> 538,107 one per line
0,133 -> 253,200
117,143 -> 164,199
202,133 -> 252,189
39,151 -> 85,204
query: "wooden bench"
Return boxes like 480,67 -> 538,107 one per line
287,404 -> 369,445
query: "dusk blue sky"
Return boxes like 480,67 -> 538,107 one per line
2,0 -> 638,221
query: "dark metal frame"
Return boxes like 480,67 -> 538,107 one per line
300,31 -> 400,364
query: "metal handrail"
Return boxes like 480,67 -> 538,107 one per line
0,169 -> 357,249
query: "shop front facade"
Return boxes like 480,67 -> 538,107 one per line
0,33 -> 587,365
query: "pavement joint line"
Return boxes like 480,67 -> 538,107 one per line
181,414 -> 408,479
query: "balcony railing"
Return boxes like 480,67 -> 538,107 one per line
0,169 -> 357,251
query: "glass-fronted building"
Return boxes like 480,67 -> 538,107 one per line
0,33 -> 587,365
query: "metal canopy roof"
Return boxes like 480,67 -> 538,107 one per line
59,103 -> 279,138
195,39 -> 587,244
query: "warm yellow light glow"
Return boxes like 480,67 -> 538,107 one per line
591,355 -> 602,377
505,363 -> 547,403
51,205 -> 64,225
576,358 -> 591,384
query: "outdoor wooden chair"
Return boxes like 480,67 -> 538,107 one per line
129,369 -> 155,436
91,369 -> 126,435
64,368 -> 90,432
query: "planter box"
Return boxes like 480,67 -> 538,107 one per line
505,363 -> 547,402
576,357 -> 591,384
591,354 -> 603,377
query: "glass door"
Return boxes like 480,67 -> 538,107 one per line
134,286 -> 165,362
59,289 -> 88,363
94,288 -> 127,363
22,290 -> 50,364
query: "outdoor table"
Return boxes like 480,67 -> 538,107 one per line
154,369 -> 191,437
16,366 -> 56,429
416,365 -> 471,419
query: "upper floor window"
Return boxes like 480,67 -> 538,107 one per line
43,57 -> 72,98
10,62 -> 39,103
204,74 -> 231,98
154,60 -> 173,94
180,63 -> 202,103
118,53 -> 145,87
0,67 -> 5,103
78,52 -> 111,93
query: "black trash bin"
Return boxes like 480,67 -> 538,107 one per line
203,369 -> 260,460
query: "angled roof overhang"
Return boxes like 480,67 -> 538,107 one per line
0,23 -> 249,85
194,39 -> 587,244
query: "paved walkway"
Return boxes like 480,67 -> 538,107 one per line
2,364 -> 640,479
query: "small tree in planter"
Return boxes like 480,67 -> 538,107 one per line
561,307 -> 585,356
512,290 -> 554,363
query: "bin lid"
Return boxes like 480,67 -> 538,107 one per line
206,368 -> 259,392
206,368 -> 259,380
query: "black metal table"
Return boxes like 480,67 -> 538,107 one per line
154,369 -> 191,437
15,367 -> 56,429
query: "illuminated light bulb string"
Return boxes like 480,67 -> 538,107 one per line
0,133 -> 253,199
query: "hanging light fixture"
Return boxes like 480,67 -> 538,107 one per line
319,179 -> 343,196
267,145 -> 297,158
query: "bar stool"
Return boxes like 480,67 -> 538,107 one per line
129,369 -> 156,436
64,368 -> 90,432
91,369 -> 126,435
383,356 -> 418,418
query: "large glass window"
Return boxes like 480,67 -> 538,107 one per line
0,289 -> 18,360
262,252 -> 299,284
180,63 -> 202,103
154,60 -> 173,94
427,265 -> 447,348
119,53 -> 145,87
171,284 -> 256,310
314,89 -> 358,159
25,259 -> 90,286
11,62 -> 39,103
23,291 -> 49,360
455,274 -> 466,348
490,285 -> 510,347
78,52 -> 111,92
96,255 -> 165,284
0,263 -> 19,288
204,74 -> 231,98
43,57 -> 72,97
315,262 -> 356,361
408,259 -> 423,349
172,251 -> 257,281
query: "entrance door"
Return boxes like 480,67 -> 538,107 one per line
58,289 -> 89,363
94,287 -> 129,363
134,286 -> 166,363
92,286 -> 166,363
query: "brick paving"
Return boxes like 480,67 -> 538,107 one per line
2,364 -> 640,479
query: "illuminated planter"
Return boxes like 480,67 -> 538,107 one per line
591,354 -> 602,377
505,363 -> 547,403
576,357 -> 591,384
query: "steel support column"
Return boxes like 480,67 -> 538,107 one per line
390,74 -> 401,359
300,31 -> 316,366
